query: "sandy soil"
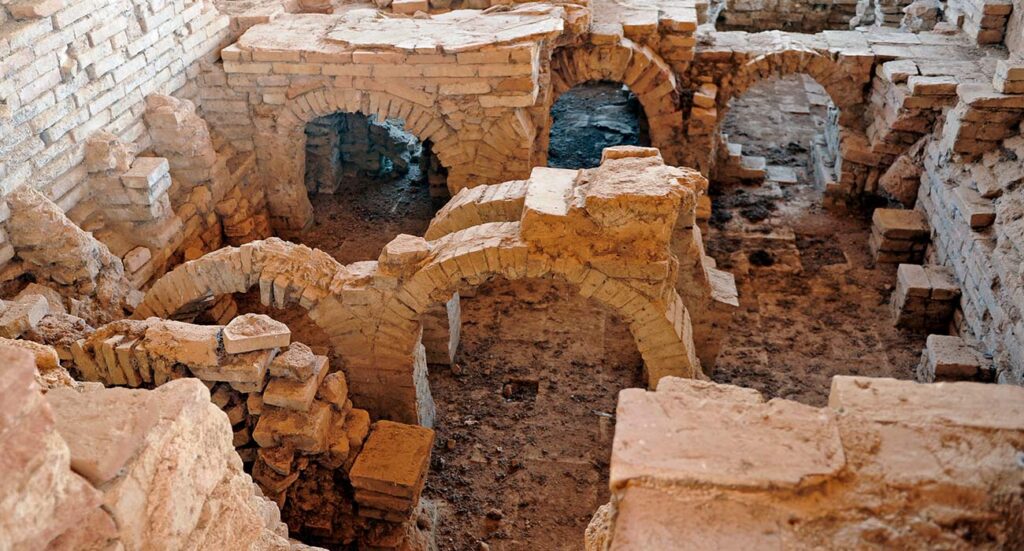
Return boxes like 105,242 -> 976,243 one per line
709,75 -> 924,405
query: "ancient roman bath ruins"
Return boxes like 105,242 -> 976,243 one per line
1,0 -> 1024,548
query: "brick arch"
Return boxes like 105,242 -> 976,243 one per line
547,38 -> 684,165
135,149 -> 710,426
133,238 -> 343,321
259,88 -> 471,232
135,231 -> 698,427
682,47 -> 871,180
717,49 -> 867,127
386,222 -> 698,386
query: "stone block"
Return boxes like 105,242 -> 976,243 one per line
917,334 -> 983,382
392,0 -> 428,14
121,157 -> 170,190
0,295 -> 50,338
610,384 -> 844,490
952,186 -> 996,229
349,420 -> 435,499
872,208 -> 930,240
263,356 -> 328,412
252,401 -> 333,453
268,342 -> 316,381
189,348 -> 276,387
144,320 -> 222,368
223,313 -> 291,354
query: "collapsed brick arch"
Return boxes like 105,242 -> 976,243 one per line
548,38 -> 685,165
378,219 -> 700,396
136,147 -> 710,427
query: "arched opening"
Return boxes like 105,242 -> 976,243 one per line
547,81 -> 650,169
422,276 -> 643,549
296,112 -> 449,264
704,74 -> 925,405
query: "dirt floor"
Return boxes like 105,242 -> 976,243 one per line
548,81 -> 648,169
708,75 -> 925,405
295,160 -> 439,265
231,75 -> 926,550
423,279 -> 643,551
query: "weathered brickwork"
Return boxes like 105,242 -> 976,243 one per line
135,148 -> 721,423
588,376 -> 1024,549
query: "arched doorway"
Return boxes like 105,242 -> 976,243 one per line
704,73 -> 926,405
547,81 -> 650,169
297,111 -> 449,264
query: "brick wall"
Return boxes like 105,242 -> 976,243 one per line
0,0 -> 229,211
918,130 -> 1024,384
714,0 -> 860,32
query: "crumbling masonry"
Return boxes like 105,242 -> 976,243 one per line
1,0 -> 1023,548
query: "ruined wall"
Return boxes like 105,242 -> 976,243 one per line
304,112 -> 420,195
589,376 -> 1024,549
714,0 -> 860,32
917,125 -> 1024,384
0,0 -> 229,208
64,313 -> 435,548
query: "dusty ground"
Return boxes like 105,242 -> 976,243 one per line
424,279 -> 642,551
709,75 -> 924,405
548,81 -> 648,169
295,160 -> 439,265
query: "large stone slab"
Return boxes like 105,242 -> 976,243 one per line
349,420 -> 435,499
610,384 -> 845,490
47,386 -> 162,485
325,7 -> 565,52
828,376 -> 1024,430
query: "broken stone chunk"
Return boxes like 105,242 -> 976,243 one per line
269,342 -> 316,381
0,295 -> 50,338
144,320 -> 222,368
318,371 -> 349,410
917,334 -> 983,382
16,284 -> 65,315
223,313 -> 291,354
252,401 -> 332,453
263,356 -> 328,412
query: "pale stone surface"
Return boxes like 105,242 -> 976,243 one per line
0,347 -> 102,550
595,377 -> 1024,550
145,320 -> 223,368
224,313 -> 291,354
47,385 -> 161,485
611,387 -> 845,490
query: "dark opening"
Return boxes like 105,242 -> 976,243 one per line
547,81 -> 650,169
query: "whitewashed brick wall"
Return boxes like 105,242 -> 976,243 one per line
0,0 -> 230,212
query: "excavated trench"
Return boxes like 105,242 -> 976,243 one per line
224,75 -> 925,549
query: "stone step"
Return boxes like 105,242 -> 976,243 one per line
726,142 -> 742,158
736,155 -> 766,179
